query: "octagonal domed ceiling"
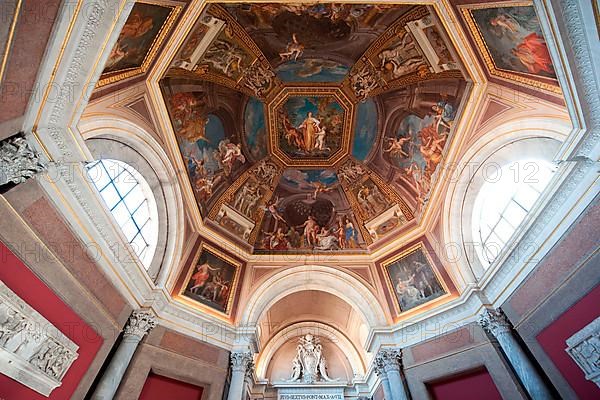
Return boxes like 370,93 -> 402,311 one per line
160,2 -> 469,254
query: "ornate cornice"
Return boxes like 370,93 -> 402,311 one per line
478,308 -> 512,337
123,310 -> 157,340
556,0 -> 600,158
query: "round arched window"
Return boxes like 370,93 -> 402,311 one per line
472,159 -> 556,267
87,159 -> 159,268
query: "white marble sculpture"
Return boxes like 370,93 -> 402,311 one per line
288,334 -> 337,384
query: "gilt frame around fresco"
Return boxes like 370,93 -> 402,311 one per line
178,242 -> 242,317
381,242 -> 449,315
98,1 -> 182,87
459,1 -> 561,95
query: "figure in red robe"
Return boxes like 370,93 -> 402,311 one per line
512,33 -> 554,75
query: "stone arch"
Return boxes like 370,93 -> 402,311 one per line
79,116 -> 186,286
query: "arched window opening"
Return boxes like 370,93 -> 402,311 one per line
87,159 -> 159,269
472,159 -> 556,267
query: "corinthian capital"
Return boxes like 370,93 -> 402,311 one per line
230,351 -> 253,373
479,308 -> 512,337
123,309 -> 157,339
375,348 -> 402,373
0,135 -> 47,186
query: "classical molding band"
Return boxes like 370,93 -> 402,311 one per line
0,135 -> 47,186
123,309 -> 157,340
566,316 -> 600,388
0,281 -> 79,396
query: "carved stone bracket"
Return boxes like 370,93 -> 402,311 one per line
230,351 -> 253,373
0,281 -> 79,396
123,309 -> 157,340
0,134 -> 47,186
566,316 -> 600,388
375,348 -> 402,373
478,308 -> 512,337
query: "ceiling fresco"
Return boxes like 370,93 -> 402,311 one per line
160,2 -> 469,254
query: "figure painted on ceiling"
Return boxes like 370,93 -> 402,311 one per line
279,33 -> 304,61
512,33 -> 554,75
189,263 -> 219,294
298,112 -> 321,152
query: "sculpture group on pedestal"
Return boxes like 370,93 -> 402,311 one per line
288,334 -> 337,384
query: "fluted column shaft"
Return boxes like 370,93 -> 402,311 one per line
91,310 -> 157,400
227,351 -> 253,400
375,348 -> 409,400
375,365 -> 394,400
480,308 -> 553,400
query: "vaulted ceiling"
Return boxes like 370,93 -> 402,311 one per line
157,3 -> 468,254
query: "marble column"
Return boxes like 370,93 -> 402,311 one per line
227,351 -> 253,400
479,308 -> 553,400
374,361 -> 394,400
91,310 -> 157,400
375,348 -> 409,400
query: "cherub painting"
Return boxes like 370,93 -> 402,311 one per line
167,92 -> 247,215
383,99 -> 456,209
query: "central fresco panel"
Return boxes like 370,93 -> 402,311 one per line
160,1 -> 469,254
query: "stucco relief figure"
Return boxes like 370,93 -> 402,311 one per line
288,334 -> 337,384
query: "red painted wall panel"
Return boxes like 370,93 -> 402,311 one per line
139,373 -> 204,400
0,242 -> 103,400
537,284 -> 600,399
427,368 -> 502,400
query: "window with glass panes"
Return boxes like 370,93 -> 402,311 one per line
87,159 -> 158,267
474,160 -> 555,266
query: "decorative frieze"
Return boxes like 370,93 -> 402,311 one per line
566,317 -> 600,388
0,281 -> 78,396
0,135 -> 47,186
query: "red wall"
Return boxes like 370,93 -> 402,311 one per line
537,284 -> 600,399
139,373 -> 204,400
0,242 -> 103,400
427,368 -> 502,400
